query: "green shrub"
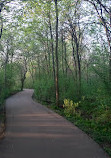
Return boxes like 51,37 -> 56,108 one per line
34,77 -> 55,103
63,99 -> 80,117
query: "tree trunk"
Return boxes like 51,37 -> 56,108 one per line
71,35 -> 77,80
45,51 -> 49,75
64,42 -> 67,76
61,32 -> 64,74
37,56 -> 41,80
0,20 -> 3,39
20,59 -> 27,91
49,11 -> 56,81
0,10 -> 3,39
46,33 -> 51,75
21,77 -> 25,91
85,0 -> 111,82
76,42 -> 81,96
55,0 -> 59,106
109,7 -> 111,81
29,61 -> 35,84
86,63 -> 89,84
4,41 -> 9,89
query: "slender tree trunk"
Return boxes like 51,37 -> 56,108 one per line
4,41 -> 9,89
55,0 -> 59,106
0,20 -> 3,39
21,76 -> 25,91
45,51 -> 49,75
64,42 -> 67,76
85,0 -> 111,82
49,12 -> 56,81
76,42 -> 81,96
0,5 -> 3,39
71,36 -> 77,80
10,37 -> 14,79
4,58 -> 8,89
109,44 -> 111,82
61,32 -> 64,74
46,33 -> 51,75
21,59 -> 27,91
86,63 -> 89,84
109,7 -> 111,81
29,61 -> 34,84
37,56 -> 41,80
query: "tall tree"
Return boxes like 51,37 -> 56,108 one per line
55,0 -> 59,106
84,0 -> 111,80
48,9 -> 55,81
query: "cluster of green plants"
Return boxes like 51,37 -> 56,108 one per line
63,99 -> 80,117
34,75 -> 80,103
34,73 -> 111,156
61,95 -> 111,156
0,64 -> 21,115
34,77 -> 56,103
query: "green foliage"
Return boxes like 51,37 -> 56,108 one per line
59,75 -> 79,102
47,95 -> 111,156
34,74 -> 81,104
0,0 -> 111,156
35,71 -> 111,156
0,63 -> 22,106
24,76 -> 34,89
63,99 -> 80,117
34,77 -> 55,103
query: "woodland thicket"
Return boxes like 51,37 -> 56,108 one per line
0,0 -> 111,155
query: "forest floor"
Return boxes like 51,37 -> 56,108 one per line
0,89 -> 110,158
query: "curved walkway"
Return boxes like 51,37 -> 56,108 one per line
0,89 -> 109,158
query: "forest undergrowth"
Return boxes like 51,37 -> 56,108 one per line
33,75 -> 111,157
0,0 -> 110,156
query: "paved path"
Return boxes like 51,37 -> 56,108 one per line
0,89 -> 109,158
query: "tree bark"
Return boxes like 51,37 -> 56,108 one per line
71,35 -> 77,80
76,42 -> 81,96
48,11 -> 56,81
0,5 -> 3,39
4,41 -> 9,89
61,31 -> 64,74
0,21 -> 3,39
20,59 -> 27,91
37,56 -> 41,80
64,42 -> 67,76
55,0 -> 59,106
109,7 -> 111,81
46,33 -> 51,75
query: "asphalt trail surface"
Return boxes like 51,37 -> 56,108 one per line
0,89 -> 109,158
